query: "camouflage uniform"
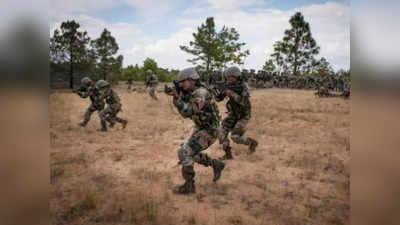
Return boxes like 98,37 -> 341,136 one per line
146,70 -> 158,100
127,76 -> 133,91
96,80 -> 128,131
76,77 -> 105,127
170,68 -> 225,194
216,66 -> 258,160
342,80 -> 350,99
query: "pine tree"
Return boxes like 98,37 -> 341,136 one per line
268,12 -> 320,76
180,17 -> 249,80
50,20 -> 90,88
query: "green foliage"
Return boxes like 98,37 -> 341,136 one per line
312,57 -> 334,78
49,20 -> 187,87
268,12 -> 320,76
50,20 -> 91,88
121,59 -> 178,83
142,58 -> 158,72
180,17 -> 249,78
91,29 -> 123,81
336,68 -> 351,79
217,26 -> 250,67
263,59 -> 276,73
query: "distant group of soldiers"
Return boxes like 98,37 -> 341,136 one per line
202,69 -> 351,98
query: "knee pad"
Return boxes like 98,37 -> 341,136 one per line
188,138 -> 202,153
178,144 -> 195,166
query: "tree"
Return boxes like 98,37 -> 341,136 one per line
141,57 -> 157,80
268,12 -> 320,76
142,58 -> 158,73
91,29 -> 123,81
217,26 -> 250,68
263,58 -> 276,73
50,20 -> 90,88
312,57 -> 334,78
180,17 -> 249,80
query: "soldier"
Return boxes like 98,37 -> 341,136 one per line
215,66 -> 258,160
342,79 -> 351,99
75,77 -> 105,128
145,69 -> 158,100
127,75 -> 133,91
165,67 -> 225,194
96,80 -> 128,132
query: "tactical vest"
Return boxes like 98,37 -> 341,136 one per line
90,88 -> 105,110
191,87 -> 220,129
226,83 -> 251,120
104,89 -> 121,109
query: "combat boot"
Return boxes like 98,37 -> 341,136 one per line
211,159 -> 225,182
175,180 -> 196,194
248,138 -> 258,154
122,120 -> 128,129
78,121 -> 87,127
174,166 -> 196,194
98,121 -> 107,132
220,146 -> 233,160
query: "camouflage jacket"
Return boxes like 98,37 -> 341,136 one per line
127,77 -> 133,84
146,74 -> 158,86
173,86 -> 220,129
77,85 -> 105,110
102,89 -> 122,110
216,82 -> 251,120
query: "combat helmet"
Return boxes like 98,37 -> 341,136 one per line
176,67 -> 200,82
81,77 -> 93,86
224,66 -> 242,78
95,79 -> 110,90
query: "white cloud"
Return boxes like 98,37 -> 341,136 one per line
50,1 -> 350,71
51,0 -> 123,13
176,2 -> 349,70
125,28 -> 195,69
206,0 -> 266,10
51,0 -> 183,23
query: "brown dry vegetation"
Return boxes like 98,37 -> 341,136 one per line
50,85 -> 350,225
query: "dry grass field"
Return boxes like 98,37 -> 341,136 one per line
50,85 -> 350,225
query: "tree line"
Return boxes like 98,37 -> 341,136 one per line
50,12 -> 349,89
50,20 -> 178,88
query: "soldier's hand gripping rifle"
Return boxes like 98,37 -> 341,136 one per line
164,80 -> 183,96
74,86 -> 89,98
214,80 -> 243,97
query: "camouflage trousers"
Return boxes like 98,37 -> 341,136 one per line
178,126 -> 218,167
82,104 -> 102,125
99,105 -> 127,125
147,85 -> 158,100
218,116 -> 253,150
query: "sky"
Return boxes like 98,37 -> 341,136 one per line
50,0 -> 350,71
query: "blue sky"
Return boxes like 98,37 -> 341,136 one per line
50,0 -> 350,71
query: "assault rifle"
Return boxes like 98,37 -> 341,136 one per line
214,80 -> 243,96
164,80 -> 183,95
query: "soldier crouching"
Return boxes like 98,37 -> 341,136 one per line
75,77 -> 105,128
95,80 -> 128,132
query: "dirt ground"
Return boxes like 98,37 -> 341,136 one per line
50,85 -> 350,225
